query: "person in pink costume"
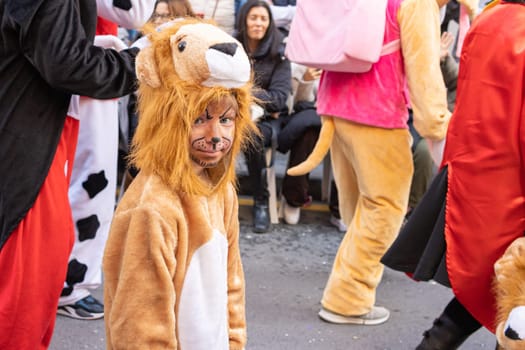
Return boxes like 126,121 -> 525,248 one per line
288,0 -> 469,325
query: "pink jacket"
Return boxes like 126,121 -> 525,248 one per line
317,0 -> 450,140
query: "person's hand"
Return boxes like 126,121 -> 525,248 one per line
302,67 -> 322,82
440,32 -> 454,61
94,35 -> 128,51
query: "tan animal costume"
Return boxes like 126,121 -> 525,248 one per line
494,237 -> 525,350
288,0 -> 454,324
103,18 -> 255,350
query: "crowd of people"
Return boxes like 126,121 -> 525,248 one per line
0,0 -> 523,349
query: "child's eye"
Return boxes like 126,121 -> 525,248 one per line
194,117 -> 205,125
220,116 -> 235,124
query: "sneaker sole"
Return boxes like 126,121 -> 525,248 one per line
318,308 -> 389,326
57,306 -> 104,320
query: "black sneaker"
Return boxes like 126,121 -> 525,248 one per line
57,295 -> 104,320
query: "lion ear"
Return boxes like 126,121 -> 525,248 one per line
136,46 -> 161,88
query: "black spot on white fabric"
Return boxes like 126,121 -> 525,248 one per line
77,215 -> 100,241
113,0 -> 132,10
61,259 -> 88,296
61,286 -> 74,297
82,170 -> 108,198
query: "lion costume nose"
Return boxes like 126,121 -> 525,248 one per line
210,43 -> 238,56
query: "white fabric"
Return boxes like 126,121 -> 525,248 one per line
178,230 -> 229,350
271,5 -> 296,31
96,0 -> 155,29
60,97 -> 120,304
131,34 -> 150,49
203,42 -> 251,88
67,95 -> 80,120
439,4 -> 447,24
285,0 -> 389,72
250,104 -> 264,121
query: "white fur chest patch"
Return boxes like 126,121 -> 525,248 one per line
178,229 -> 229,350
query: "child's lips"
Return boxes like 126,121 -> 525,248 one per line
195,147 -> 223,154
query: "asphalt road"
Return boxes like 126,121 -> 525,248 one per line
50,205 -> 495,350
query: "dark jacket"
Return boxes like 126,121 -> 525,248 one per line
0,0 -> 139,249
248,30 -> 291,114
272,0 -> 296,5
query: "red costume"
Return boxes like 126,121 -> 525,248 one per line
0,0 -> 137,348
383,1 -> 525,333
442,1 -> 525,331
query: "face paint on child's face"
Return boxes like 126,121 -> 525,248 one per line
190,96 -> 237,170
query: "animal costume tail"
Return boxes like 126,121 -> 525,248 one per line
483,0 -> 500,11
286,117 -> 334,176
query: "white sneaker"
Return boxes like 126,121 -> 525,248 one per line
329,215 -> 347,232
283,201 -> 301,225
318,306 -> 390,325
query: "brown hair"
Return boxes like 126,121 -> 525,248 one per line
149,0 -> 196,23
169,0 -> 196,17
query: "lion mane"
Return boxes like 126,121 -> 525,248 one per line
130,18 -> 257,196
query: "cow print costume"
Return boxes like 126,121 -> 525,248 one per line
57,0 -> 155,319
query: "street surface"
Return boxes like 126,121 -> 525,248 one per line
50,205 -> 494,350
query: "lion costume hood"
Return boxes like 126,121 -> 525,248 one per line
131,18 -> 256,196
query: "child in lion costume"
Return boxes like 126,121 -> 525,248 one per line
103,18 -> 256,350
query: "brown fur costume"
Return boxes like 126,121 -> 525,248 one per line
494,237 -> 525,349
